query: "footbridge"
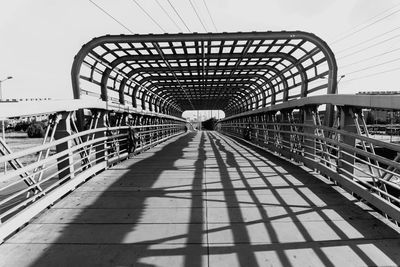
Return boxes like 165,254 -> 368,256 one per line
1,32 -> 400,266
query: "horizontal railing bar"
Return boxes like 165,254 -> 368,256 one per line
222,123 -> 400,165
0,99 -> 186,121
222,94 -> 400,121
0,161 -> 108,242
222,130 -> 400,222
0,124 -> 182,163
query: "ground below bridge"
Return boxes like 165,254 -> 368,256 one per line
1,131 -> 399,267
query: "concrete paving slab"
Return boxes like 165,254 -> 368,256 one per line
0,243 -> 208,267
53,193 -> 198,209
208,239 -> 400,267
206,205 -> 376,223
34,207 -> 204,224
1,131 -> 400,267
206,218 -> 399,244
78,177 -> 201,191
7,223 -> 206,245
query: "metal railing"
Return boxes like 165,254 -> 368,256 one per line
218,94 -> 400,226
0,99 -> 186,241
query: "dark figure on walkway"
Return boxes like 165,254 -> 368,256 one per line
128,126 -> 139,157
243,124 -> 252,141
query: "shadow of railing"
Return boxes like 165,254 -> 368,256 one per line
3,130 -> 399,266
207,131 -> 400,266
27,132 -> 208,267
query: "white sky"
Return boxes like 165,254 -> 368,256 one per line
1,0 -> 400,103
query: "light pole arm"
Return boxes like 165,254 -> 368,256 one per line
0,76 -> 13,100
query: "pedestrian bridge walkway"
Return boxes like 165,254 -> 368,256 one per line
1,131 -> 399,267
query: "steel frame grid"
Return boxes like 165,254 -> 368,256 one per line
72,31 -> 337,117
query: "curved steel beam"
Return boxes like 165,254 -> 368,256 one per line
72,31 -> 337,119
99,53 -> 300,109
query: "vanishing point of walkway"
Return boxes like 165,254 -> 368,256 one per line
1,132 -> 400,266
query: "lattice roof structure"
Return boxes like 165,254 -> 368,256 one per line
72,31 -> 337,117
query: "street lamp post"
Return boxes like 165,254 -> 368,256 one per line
0,76 -> 13,100
336,75 -> 346,93
320,74 -> 345,127
0,76 -> 13,174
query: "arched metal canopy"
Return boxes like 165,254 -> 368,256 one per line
71,31 -> 337,117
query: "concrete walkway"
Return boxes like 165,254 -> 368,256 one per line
1,131 -> 400,267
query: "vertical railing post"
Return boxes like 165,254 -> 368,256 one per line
303,106 -> 316,169
266,112 -> 276,151
95,110 -> 107,164
120,113 -> 128,154
262,113 -> 268,145
280,109 -> 292,156
339,107 -> 357,178
55,112 -> 75,180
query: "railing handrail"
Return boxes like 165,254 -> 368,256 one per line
220,94 -> 400,121
226,121 -> 400,153
0,99 -> 186,121
0,123 -> 181,164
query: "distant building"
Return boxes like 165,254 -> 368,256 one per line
357,91 -> 400,124
357,91 -> 400,95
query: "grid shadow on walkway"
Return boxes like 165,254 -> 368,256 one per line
0,131 -> 399,267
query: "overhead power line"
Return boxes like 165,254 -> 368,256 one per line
202,0 -> 218,32
331,3 -> 400,45
154,0 -> 182,32
343,66 -> 400,83
153,43 -> 196,110
336,26 -> 400,54
340,47 -> 400,68
89,0 -> 134,34
189,0 -> 208,32
88,0 -> 195,111
131,0 -> 166,32
344,57 -> 400,75
167,0 -> 191,32
338,33 -> 400,60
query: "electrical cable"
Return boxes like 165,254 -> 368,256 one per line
90,0 -> 196,110
336,26 -> 400,54
342,66 -> 400,83
88,0 -> 184,111
331,3 -> 400,45
344,57 -> 400,75
167,0 -> 191,32
202,0 -> 218,32
88,54 -> 182,111
189,0 -> 208,32
89,0 -> 134,34
154,0 -> 183,31
337,33 -> 400,60
340,47 -> 400,68
153,43 -> 196,110
132,0 -> 166,32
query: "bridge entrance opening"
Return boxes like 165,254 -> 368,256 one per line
182,110 -> 225,120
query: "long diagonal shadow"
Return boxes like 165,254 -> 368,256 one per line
184,131 -> 206,267
3,130 -> 399,267
25,132 -> 209,267
207,132 -> 260,267
211,132 -> 400,266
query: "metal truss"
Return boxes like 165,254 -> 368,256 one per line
0,100 -> 187,241
72,31 -> 337,117
218,94 -> 400,227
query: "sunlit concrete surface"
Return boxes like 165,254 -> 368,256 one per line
0,131 -> 399,267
